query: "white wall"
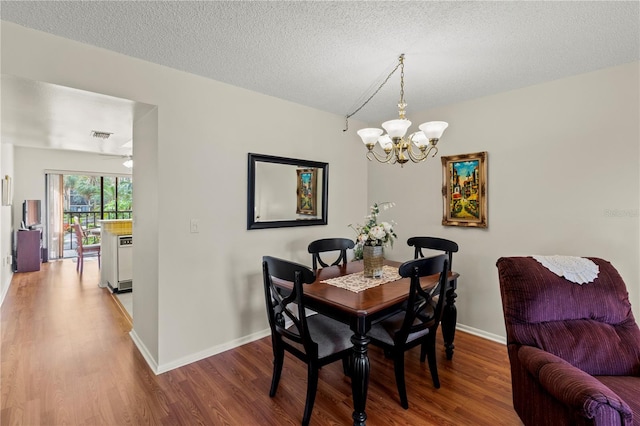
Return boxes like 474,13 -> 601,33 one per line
130,108 -> 160,369
0,144 -> 15,303
2,21 -> 369,372
370,61 -> 640,340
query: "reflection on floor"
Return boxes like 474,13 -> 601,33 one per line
115,291 -> 133,319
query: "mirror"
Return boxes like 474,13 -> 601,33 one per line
247,153 -> 328,230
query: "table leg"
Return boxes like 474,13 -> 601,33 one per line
441,278 -> 458,360
350,331 -> 370,426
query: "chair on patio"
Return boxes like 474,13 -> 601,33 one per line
73,222 -> 100,274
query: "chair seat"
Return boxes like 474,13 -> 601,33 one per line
286,314 -> 353,359
82,244 -> 101,251
369,311 -> 432,346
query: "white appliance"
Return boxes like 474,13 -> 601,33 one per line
106,234 -> 132,293
116,235 -> 133,292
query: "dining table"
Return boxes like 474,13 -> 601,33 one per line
274,259 -> 460,426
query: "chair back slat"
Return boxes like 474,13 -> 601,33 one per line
407,236 -> 458,270
73,223 -> 85,250
307,238 -> 354,269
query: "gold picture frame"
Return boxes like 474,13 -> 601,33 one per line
296,168 -> 317,216
441,151 -> 487,228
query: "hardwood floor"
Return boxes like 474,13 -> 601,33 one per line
1,260 -> 522,425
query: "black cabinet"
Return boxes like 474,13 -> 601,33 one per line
15,229 -> 42,272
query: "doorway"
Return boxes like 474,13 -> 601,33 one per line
46,173 -> 132,260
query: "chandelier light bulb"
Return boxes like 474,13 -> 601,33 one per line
382,119 -> 412,139
357,128 -> 383,145
411,131 -> 428,148
419,121 -> 449,140
377,135 -> 393,150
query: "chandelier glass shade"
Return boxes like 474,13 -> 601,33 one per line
355,54 -> 449,166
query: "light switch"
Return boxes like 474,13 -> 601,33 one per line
190,218 -> 200,233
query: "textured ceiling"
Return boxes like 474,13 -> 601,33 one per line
1,1 -> 639,153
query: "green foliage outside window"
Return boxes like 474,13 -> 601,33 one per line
63,175 -> 132,218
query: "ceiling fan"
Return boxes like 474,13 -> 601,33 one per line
98,153 -> 133,168
122,156 -> 133,168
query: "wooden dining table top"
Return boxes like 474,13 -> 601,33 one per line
275,259 -> 459,317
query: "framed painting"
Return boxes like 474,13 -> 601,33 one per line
296,168 -> 317,216
441,151 -> 487,228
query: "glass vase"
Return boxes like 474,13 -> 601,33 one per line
363,245 -> 384,278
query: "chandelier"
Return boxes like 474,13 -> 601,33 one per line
352,54 -> 448,167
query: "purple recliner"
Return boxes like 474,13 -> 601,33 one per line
497,256 -> 640,426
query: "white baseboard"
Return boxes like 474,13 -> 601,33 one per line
129,329 -> 160,374
0,272 -> 13,306
130,322 -> 505,376
456,323 -> 506,345
151,328 -> 272,375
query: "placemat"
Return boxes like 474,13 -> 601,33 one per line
321,265 -> 402,293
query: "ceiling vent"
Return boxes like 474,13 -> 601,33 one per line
91,130 -> 113,139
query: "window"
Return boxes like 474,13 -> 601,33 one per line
47,174 -> 133,259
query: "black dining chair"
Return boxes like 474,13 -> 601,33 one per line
262,256 -> 353,426
368,254 -> 449,409
307,238 -> 355,270
407,236 -> 458,270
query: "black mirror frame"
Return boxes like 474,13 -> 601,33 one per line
247,153 -> 329,230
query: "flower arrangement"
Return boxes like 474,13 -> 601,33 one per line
349,202 -> 397,260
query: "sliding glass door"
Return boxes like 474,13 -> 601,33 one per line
46,173 -> 133,260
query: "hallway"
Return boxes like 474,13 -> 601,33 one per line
1,259 -> 135,424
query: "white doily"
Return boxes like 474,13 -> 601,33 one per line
321,266 -> 401,293
532,255 -> 599,284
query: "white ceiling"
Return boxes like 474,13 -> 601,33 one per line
1,1 -> 639,154
1,75 -> 154,156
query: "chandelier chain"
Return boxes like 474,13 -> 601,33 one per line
398,54 -> 406,119
343,54 -> 405,132
400,55 -> 405,102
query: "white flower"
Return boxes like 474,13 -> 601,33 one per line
370,225 -> 386,240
